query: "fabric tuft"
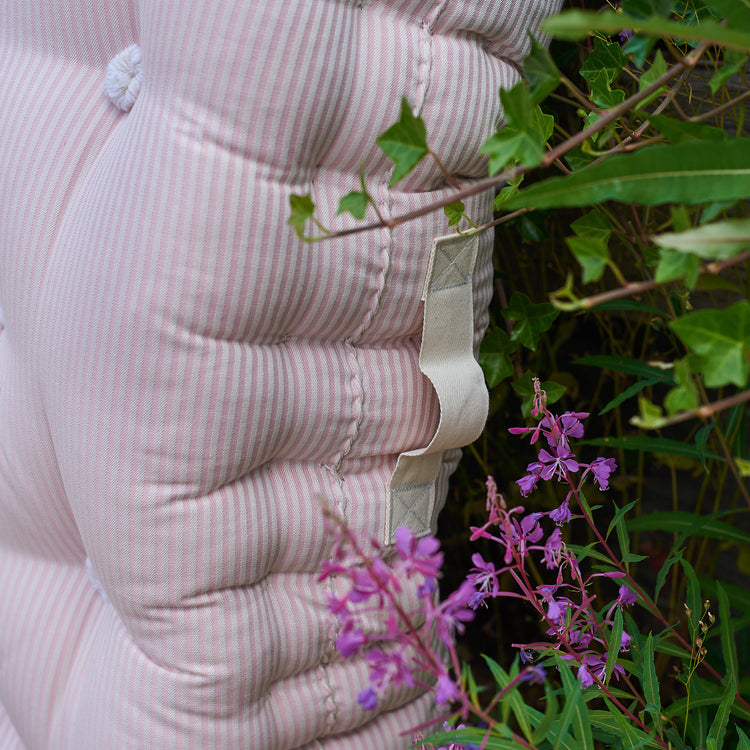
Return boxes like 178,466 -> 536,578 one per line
103,44 -> 142,112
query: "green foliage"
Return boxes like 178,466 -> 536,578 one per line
375,97 -> 429,186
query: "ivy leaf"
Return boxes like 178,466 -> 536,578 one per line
664,359 -> 699,415
481,83 -> 554,172
444,200 -> 465,227
669,300 -> 750,387
637,49 -> 668,108
337,191 -> 369,220
709,49 -> 748,93
376,97 -> 429,187
478,328 -> 517,388
566,236 -> 610,283
588,68 -> 626,108
703,0 -> 750,29
621,0 -> 671,17
502,292 -> 559,351
655,249 -> 701,288
570,209 -> 613,242
524,34 -> 561,104
492,175 -> 523,209
287,193 -> 316,239
580,37 -> 628,85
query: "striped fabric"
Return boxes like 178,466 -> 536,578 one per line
0,1 -> 561,747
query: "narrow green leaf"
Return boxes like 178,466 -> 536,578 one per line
599,377 -> 660,415
709,49 -> 748,93
483,656 -> 534,742
376,97 -> 429,187
695,421 -> 716,472
642,634 -> 663,732
603,696 -> 643,749
708,674 -> 736,750
588,299 -> 666,315
532,681 -> 559,745
605,607 -> 624,684
542,10 -> 750,52
503,140 -> 750,211
653,218 -> 750,261
737,726 -> 750,750
606,499 -> 638,542
654,547 -> 683,603
716,583 -> 739,688
648,113 -> 728,144
680,558 -> 702,638
573,354 -> 676,384
554,656 -> 595,750
628,511 -> 750,547
581,436 -> 722,461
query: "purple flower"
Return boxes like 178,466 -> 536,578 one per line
435,671 -> 460,705
467,553 -> 500,600
617,583 -> 637,607
589,457 -> 617,490
577,663 -> 594,688
393,525 -> 444,584
516,465 -> 542,496
545,411 -> 588,453
336,621 -> 366,657
538,447 -> 579,481
521,664 -> 547,685
427,580 -> 476,646
358,686 -> 378,711
549,500 -> 572,525
542,528 -> 563,570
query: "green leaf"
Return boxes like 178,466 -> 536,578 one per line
637,49 -> 668,108
287,193 -> 317,239
542,10 -> 750,53
664,359 -> 699,416
606,499 -> 638,542
680,557 -> 702,638
599,377 -> 660,415
581,435 -> 722,461
481,84 -> 554,171
627,511 -> 750,547
573,354 -> 676,384
566,236 -> 610,283
533,681 -> 560,745
444,200 -> 465,227
504,140 -> 750,211
376,97 -> 429,187
695,421 -> 715,472
588,68 -> 626,108
589,299 -> 666,316
502,292 -> 560,351
641,634 -> 663,733
553,655 -> 593,750
654,249 -> 701,288
525,34 -> 562,104
648,113 -> 729,144
716,582 -> 739,688
483,656 -> 534,743
708,674 -> 736,750
630,395 -> 669,430
493,174 -> 523,209
570,208 -> 613,241
605,607 -> 624,684
602,696 -> 644,749
738,726 -> 750,750
669,300 -> 750,387
336,191 -> 369,220
703,0 -> 750,31
654,547 -> 683,603
580,37 -> 628,84
479,327 -> 517,389
709,49 -> 748,93
653,218 -> 750,261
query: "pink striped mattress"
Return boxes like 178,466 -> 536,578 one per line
0,1 -> 559,747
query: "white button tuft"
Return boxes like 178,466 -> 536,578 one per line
103,44 -> 143,112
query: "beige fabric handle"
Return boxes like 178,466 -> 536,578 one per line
384,233 -> 489,543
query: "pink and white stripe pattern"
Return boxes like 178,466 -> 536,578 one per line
0,1 -> 561,747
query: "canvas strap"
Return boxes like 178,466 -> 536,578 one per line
384,233 -> 488,544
